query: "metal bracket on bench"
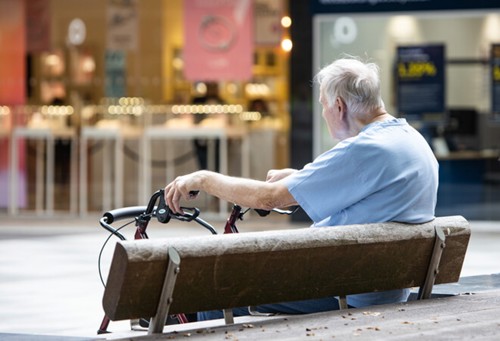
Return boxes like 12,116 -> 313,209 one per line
417,226 -> 446,300
148,247 -> 181,334
338,296 -> 348,310
223,308 -> 234,324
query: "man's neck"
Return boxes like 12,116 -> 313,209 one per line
338,109 -> 394,141
367,109 -> 393,124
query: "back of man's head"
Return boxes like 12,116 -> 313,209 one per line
315,57 -> 384,119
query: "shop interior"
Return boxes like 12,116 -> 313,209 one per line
0,0 -> 292,216
313,10 -> 500,220
0,1 -> 499,220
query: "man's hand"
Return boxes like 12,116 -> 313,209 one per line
266,168 -> 298,183
164,171 -> 203,214
164,169 -> 296,214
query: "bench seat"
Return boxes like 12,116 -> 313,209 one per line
102,215 -> 470,334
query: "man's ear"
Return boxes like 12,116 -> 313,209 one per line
336,97 -> 346,120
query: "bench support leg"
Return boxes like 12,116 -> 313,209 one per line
338,296 -> 348,310
148,248 -> 181,334
223,308 -> 234,324
417,226 -> 446,300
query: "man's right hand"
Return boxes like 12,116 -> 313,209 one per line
266,168 -> 298,183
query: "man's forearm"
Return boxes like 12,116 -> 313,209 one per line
199,170 -> 296,210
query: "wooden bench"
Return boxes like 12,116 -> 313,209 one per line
102,215 -> 470,335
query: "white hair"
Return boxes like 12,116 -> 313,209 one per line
314,57 -> 384,119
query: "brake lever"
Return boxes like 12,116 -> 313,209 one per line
254,209 -> 271,217
171,207 -> 200,222
273,207 -> 299,215
189,190 -> 200,198
254,206 -> 299,217
156,190 -> 171,224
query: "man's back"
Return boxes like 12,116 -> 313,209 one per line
285,117 -> 438,227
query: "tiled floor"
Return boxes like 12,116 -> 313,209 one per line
0,213 -> 498,339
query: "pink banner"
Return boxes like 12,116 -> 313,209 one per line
0,0 -> 26,208
0,0 -> 26,104
183,0 -> 253,81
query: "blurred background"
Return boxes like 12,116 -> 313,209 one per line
1,1 -> 500,338
0,0 -> 499,222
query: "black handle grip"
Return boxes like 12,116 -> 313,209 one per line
254,209 -> 271,217
102,206 -> 147,224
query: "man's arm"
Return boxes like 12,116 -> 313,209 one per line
266,168 -> 298,182
164,170 -> 297,214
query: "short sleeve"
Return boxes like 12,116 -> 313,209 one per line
283,139 -> 374,223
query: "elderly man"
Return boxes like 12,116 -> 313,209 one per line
164,57 -> 439,319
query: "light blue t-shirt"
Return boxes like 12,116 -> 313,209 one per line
283,118 -> 439,307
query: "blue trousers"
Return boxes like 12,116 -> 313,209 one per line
197,296 -> 341,321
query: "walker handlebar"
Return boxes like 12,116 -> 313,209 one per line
102,206 -> 148,225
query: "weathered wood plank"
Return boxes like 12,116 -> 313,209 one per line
108,289 -> 500,340
103,216 -> 470,321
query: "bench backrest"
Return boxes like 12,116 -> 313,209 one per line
102,216 -> 470,322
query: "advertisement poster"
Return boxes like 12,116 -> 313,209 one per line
311,0 -> 500,14
254,0 -> 283,46
107,0 -> 138,51
183,0 -> 253,81
26,0 -> 51,53
105,50 -> 126,98
396,44 -> 445,117
491,44 -> 500,116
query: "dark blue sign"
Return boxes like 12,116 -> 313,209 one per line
105,50 -> 126,98
311,0 -> 500,14
396,45 -> 445,117
491,44 -> 500,115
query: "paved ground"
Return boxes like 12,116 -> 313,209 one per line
0,213 -> 498,339
108,288 -> 500,340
